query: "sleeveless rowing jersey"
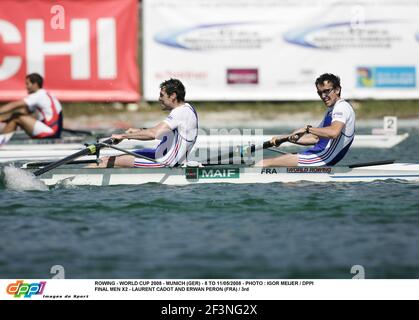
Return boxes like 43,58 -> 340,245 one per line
298,99 -> 355,166
134,103 -> 198,167
24,89 -> 63,132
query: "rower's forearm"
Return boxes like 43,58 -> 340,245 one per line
296,134 -> 318,145
0,103 -> 18,114
0,105 -> 26,122
1,101 -> 27,114
123,131 -> 155,140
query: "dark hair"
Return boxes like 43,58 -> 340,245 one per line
315,73 -> 341,89
160,78 -> 185,102
26,73 -> 44,88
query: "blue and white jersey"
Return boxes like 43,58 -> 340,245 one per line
134,103 -> 198,167
298,99 -> 355,166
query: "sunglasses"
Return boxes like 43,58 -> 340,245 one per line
317,88 -> 335,97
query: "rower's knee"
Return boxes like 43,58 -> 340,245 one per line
87,155 -> 134,168
99,156 -> 117,168
255,160 -> 264,167
106,156 -> 116,168
113,155 -> 135,168
8,111 -> 26,122
87,156 -> 110,168
3,116 -> 19,125
257,154 -> 298,167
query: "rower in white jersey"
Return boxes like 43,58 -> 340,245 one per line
0,73 -> 63,139
257,73 -> 355,167
96,78 -> 198,168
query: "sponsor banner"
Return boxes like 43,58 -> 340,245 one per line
227,69 -> 259,85
0,0 -> 139,102
1,279 -> 419,300
143,0 -> 419,100
357,66 -> 416,88
186,168 -> 240,180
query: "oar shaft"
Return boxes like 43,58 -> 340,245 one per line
62,128 -> 94,136
26,159 -> 99,169
100,142 -> 158,163
205,136 -> 291,164
33,138 -> 114,176
348,159 -> 395,168
33,148 -> 93,176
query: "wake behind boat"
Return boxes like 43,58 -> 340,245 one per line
21,162 -> 419,186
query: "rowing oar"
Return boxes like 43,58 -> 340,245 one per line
348,159 -> 396,168
99,140 -> 169,167
204,134 -> 299,165
62,128 -> 94,136
33,138 -> 114,176
25,159 -> 100,169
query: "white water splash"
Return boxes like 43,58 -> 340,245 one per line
3,165 -> 49,191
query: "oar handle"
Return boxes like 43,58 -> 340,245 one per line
263,135 -> 294,149
245,136 -> 289,153
270,133 -> 304,148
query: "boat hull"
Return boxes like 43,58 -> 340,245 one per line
34,163 -> 419,186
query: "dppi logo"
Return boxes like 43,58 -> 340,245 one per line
6,280 -> 46,298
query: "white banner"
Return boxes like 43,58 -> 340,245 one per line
143,0 -> 419,100
1,279 -> 419,300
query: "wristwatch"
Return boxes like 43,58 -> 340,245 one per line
305,125 -> 312,133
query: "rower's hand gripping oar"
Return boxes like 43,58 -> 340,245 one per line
254,133 -> 303,152
33,138 -> 115,176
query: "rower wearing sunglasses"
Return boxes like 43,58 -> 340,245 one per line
257,73 -> 355,167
